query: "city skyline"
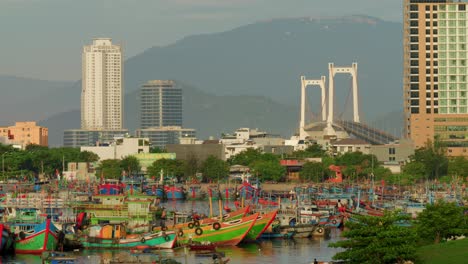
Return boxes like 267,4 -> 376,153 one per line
81,38 -> 123,130
0,0 -> 402,81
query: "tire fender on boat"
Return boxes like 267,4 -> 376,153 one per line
316,227 -> 324,233
141,237 -> 146,243
178,229 -> 184,237
212,222 -> 221,230
195,227 -> 203,236
188,223 -> 194,229
164,235 -> 171,241
331,219 -> 337,225
194,220 -> 200,227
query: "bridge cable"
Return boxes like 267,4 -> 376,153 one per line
337,76 -> 353,121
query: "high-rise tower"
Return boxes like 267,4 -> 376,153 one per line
403,0 -> 468,155
81,38 -> 123,130
140,80 -> 182,129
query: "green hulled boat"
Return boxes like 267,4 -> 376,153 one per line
177,213 -> 258,246
243,210 -> 278,242
80,224 -> 176,249
15,217 -> 59,254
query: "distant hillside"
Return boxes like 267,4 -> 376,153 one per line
0,75 -> 75,124
42,83 -> 298,146
3,16 -> 405,146
125,15 -> 403,119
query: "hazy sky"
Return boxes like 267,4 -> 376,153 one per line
0,0 -> 402,81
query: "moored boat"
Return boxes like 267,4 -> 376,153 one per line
243,210 -> 278,242
0,223 -> 15,256
79,224 -> 176,249
177,213 -> 259,246
15,217 -> 59,254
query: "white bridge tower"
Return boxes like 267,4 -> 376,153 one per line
326,62 -> 359,135
299,76 -> 327,139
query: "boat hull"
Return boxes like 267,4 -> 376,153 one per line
178,213 -> 258,246
15,220 -> 58,254
81,232 -> 176,249
243,210 -> 278,241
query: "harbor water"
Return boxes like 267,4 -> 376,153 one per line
3,232 -> 344,264
1,200 -> 344,264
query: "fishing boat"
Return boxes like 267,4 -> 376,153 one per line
15,217 -> 59,254
165,185 -> 185,200
186,185 -> 206,200
79,223 -> 176,249
177,213 -> 259,246
243,210 -> 278,241
0,223 -> 15,256
154,205 -> 250,232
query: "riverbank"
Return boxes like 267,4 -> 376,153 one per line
415,238 -> 468,264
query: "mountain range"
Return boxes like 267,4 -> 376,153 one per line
0,15 -> 404,146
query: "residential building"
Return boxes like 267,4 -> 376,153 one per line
220,128 -> 288,159
136,126 -> 196,149
0,121 -> 48,148
81,137 -> 150,160
403,0 -> 468,156
166,140 -> 225,162
330,138 -> 371,156
62,162 -> 96,181
369,139 -> 415,164
140,80 -> 182,129
81,38 -> 123,130
63,129 -> 129,147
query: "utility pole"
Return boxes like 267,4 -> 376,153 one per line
2,153 -> 5,180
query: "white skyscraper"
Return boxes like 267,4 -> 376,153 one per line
81,38 -> 123,130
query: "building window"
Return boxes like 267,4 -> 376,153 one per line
389,148 -> 396,155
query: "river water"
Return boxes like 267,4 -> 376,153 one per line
3,201 -> 345,264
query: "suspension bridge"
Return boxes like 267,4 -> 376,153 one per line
299,62 -> 398,145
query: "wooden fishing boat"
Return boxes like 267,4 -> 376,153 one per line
0,223 -> 15,256
243,210 -> 278,241
15,217 -> 59,254
153,206 -> 250,232
177,213 -> 259,246
80,224 -> 177,249
165,185 -> 185,200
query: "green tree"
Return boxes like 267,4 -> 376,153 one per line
96,159 -> 122,179
330,211 -> 417,264
410,138 -> 448,179
416,200 -> 468,244
288,144 -> 326,159
228,148 -> 264,166
120,156 -> 141,177
184,152 -> 199,180
402,161 -> 426,181
200,155 -> 229,182
79,151 -> 100,163
250,160 -> 285,182
147,159 -> 185,181
448,156 -> 468,177
299,162 -> 324,182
